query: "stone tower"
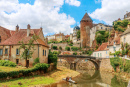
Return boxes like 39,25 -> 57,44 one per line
80,13 -> 93,48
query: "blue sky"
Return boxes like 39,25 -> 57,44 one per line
19,0 -> 104,28
0,0 -> 129,36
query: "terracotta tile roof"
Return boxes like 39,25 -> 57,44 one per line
0,29 -> 48,47
81,13 -> 92,21
60,51 -> 71,55
0,26 -> 13,37
10,31 -> 16,36
55,33 -> 64,36
95,42 -> 108,51
109,35 -> 120,46
65,35 -> 70,38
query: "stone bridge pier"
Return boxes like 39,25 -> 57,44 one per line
58,55 -> 102,70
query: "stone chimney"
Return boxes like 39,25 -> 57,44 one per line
127,23 -> 130,29
27,24 -> 31,37
15,25 -> 19,32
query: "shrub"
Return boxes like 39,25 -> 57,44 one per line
59,46 -> 62,50
34,63 -> 49,72
0,60 -> 17,67
65,46 -> 70,51
71,46 -> 79,51
52,46 -> 57,50
33,58 -> 40,66
48,53 -> 58,67
68,43 -> 73,46
73,52 -> 77,55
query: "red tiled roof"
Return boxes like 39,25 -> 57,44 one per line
0,26 -> 13,37
55,33 -> 64,36
65,35 -> 70,38
109,35 -> 120,46
0,29 -> 48,47
96,42 -> 108,51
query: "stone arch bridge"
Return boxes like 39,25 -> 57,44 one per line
58,55 -> 103,70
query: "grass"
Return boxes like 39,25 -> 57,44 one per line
0,66 -> 26,72
0,67 -> 80,87
0,75 -> 55,87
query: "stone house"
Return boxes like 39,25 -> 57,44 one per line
124,11 -> 130,21
120,24 -> 130,45
55,32 -> 65,42
90,23 -> 112,47
46,35 -> 56,41
0,24 -> 49,67
92,42 -> 109,58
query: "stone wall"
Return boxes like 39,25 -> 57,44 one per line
100,58 -> 114,72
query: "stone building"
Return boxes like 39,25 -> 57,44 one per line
55,32 -> 65,42
0,24 -> 49,67
124,11 -> 130,21
46,35 -> 56,41
120,24 -> 130,44
80,12 -> 93,48
65,34 -> 70,41
72,25 -> 80,43
90,23 -> 112,47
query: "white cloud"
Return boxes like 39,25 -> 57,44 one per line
65,0 -> 81,7
0,0 -> 76,36
90,0 -> 130,25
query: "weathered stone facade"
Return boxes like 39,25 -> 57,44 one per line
80,13 -> 93,48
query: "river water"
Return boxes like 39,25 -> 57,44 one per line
44,69 -> 129,87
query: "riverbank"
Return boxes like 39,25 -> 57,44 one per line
0,66 -> 80,87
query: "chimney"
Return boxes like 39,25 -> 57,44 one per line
127,23 -> 130,29
15,25 -> 19,32
126,11 -> 128,14
27,24 -> 31,37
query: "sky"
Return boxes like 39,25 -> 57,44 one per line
0,0 -> 130,36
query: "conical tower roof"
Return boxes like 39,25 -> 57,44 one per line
81,13 -> 92,21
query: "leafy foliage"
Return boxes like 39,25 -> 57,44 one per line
0,60 -> 17,67
48,51 -> 58,67
73,52 -> 77,55
71,46 -> 79,51
59,46 -> 62,50
52,46 -> 57,50
77,30 -> 80,39
95,31 -> 109,45
19,35 -> 39,68
33,58 -> 40,66
65,46 -> 70,51
110,57 -> 130,72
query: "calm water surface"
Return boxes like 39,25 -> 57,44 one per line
44,69 -> 128,87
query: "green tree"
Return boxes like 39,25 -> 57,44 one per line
65,46 -> 70,51
19,35 -> 39,68
77,30 -> 80,39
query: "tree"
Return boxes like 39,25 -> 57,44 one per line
77,30 -> 80,39
19,35 -> 39,68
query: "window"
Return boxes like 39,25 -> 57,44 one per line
45,50 -> 46,56
0,49 -> 3,55
16,49 -> 19,55
101,27 -> 103,29
95,53 -> 96,57
0,36 -> 1,43
113,47 -> 116,51
100,53 -> 102,57
98,53 -> 99,57
5,49 -> 8,55
43,50 -> 44,56
27,50 -> 29,55
106,51 -> 107,54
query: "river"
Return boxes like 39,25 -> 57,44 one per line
44,69 -> 128,87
